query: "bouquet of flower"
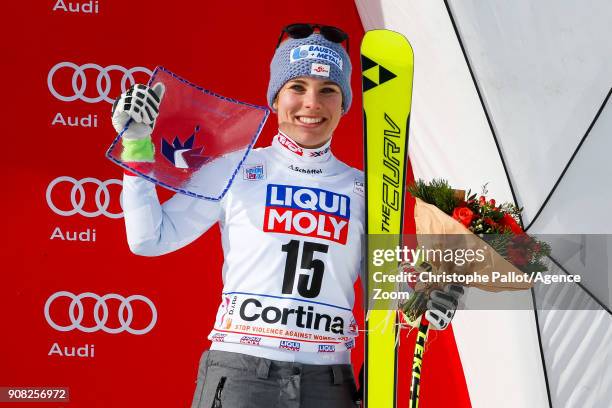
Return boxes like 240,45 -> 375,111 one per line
401,179 -> 551,321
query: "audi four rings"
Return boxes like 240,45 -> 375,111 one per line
47,62 -> 153,104
44,291 -> 157,335
46,176 -> 123,218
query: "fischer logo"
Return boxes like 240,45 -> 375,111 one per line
264,184 -> 350,244
240,336 -> 262,346
239,298 -> 345,334
44,291 -> 157,335
318,344 -> 336,353
311,63 -> 330,77
47,62 -> 152,104
277,134 -> 303,156
46,176 -> 123,218
279,340 -> 301,351
211,333 -> 228,342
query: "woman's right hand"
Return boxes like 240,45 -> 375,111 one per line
111,83 -> 165,140
112,83 -> 165,162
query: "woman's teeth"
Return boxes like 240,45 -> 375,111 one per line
298,117 -> 323,124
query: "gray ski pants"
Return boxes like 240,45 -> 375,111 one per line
191,350 -> 359,408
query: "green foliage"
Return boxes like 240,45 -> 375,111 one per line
407,178 -> 459,214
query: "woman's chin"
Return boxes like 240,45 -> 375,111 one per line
279,125 -> 330,148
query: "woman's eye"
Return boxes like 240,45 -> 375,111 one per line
289,84 -> 305,91
321,87 -> 339,94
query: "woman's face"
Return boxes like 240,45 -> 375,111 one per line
274,76 -> 343,148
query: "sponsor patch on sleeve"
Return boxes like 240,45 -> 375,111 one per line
243,164 -> 265,180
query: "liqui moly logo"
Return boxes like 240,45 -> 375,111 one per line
279,340 -> 301,351
318,344 -> 336,353
344,339 -> 355,350
264,184 -> 350,244
278,134 -> 303,156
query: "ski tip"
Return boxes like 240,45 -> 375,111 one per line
361,29 -> 414,55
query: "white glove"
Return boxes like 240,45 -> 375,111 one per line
112,83 -> 165,140
426,284 -> 464,330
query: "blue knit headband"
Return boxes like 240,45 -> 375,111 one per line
267,33 -> 352,113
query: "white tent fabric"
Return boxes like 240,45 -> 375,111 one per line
355,0 -> 612,407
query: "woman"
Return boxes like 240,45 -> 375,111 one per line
114,24 -> 363,407
112,24 -> 461,408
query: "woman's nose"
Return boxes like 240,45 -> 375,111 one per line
302,90 -> 322,110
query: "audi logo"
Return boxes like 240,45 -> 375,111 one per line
47,62 -> 153,103
44,291 -> 157,335
46,176 -> 123,218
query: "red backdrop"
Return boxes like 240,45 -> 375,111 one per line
1,1 -> 469,407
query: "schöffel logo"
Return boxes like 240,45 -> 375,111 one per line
211,333 -> 228,342
279,340 -> 301,351
278,134 -> 303,156
288,165 -> 322,175
263,184 -> 350,244
244,165 -> 265,180
318,344 -> 336,353
240,336 -> 262,346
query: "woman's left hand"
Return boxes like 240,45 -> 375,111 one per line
426,284 -> 464,330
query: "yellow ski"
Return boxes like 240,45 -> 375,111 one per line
362,29 -> 414,408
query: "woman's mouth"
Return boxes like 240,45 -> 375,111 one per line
296,116 -> 325,125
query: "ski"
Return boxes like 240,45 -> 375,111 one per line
362,30 -> 414,408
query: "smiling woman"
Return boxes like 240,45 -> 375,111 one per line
113,23 -> 365,407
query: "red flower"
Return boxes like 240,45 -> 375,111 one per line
500,213 -> 523,235
483,217 -> 496,228
479,196 -> 486,205
453,207 -> 474,228
507,247 -> 530,266
489,199 -> 496,207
